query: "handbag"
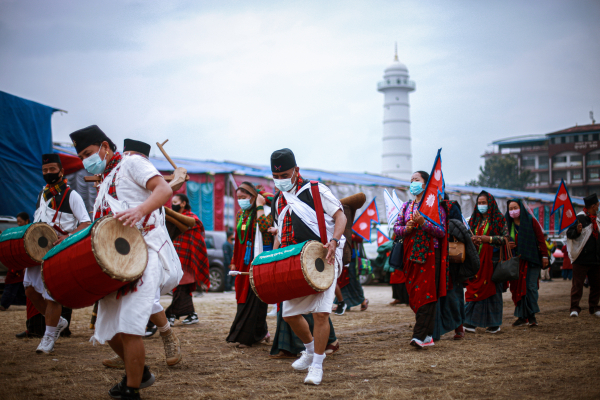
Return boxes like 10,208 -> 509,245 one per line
448,237 -> 465,263
491,242 -> 520,283
389,238 -> 404,271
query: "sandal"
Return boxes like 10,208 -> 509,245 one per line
360,299 -> 369,311
325,340 -> 340,355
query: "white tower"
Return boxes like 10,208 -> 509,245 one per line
377,44 -> 415,180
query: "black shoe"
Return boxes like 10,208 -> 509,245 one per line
145,322 -> 157,337
15,331 -> 29,339
485,326 -> 501,334
528,316 -> 538,327
512,318 -> 528,327
182,312 -> 199,325
121,387 -> 141,400
334,302 -> 347,316
108,366 -> 155,398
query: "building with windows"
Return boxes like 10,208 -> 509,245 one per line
483,123 -> 600,197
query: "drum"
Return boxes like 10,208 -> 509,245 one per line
249,240 -> 334,304
42,216 -> 148,309
0,223 -> 58,271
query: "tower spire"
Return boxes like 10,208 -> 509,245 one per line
394,42 -> 398,61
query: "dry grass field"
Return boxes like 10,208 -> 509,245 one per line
0,280 -> 599,400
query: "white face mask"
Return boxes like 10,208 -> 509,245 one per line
273,169 -> 297,192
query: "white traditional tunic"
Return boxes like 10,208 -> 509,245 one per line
275,183 -> 346,317
24,187 -> 90,300
92,154 -> 182,344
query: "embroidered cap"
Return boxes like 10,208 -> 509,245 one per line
584,193 -> 599,208
69,125 -> 114,154
42,153 -> 62,166
270,148 -> 296,173
123,139 -> 151,157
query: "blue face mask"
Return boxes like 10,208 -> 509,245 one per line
409,181 -> 424,196
477,205 -> 488,214
273,169 -> 297,193
238,198 -> 252,210
83,147 -> 107,174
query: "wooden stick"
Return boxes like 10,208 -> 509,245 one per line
84,173 -> 189,183
156,139 -> 178,170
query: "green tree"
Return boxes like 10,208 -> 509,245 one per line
467,154 -> 534,190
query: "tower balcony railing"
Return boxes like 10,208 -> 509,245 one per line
377,79 -> 416,90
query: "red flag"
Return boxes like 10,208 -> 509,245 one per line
352,198 -> 379,242
417,149 -> 444,228
377,230 -> 390,246
550,179 -> 577,233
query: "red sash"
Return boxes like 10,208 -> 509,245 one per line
465,243 -> 496,302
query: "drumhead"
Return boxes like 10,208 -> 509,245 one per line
91,216 -> 148,282
300,241 -> 334,291
23,223 -> 58,263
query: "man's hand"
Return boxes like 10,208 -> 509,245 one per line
53,234 -> 67,246
115,206 -> 146,228
577,222 -> 583,233
324,240 -> 338,265
508,241 -> 517,250
256,194 -> 266,207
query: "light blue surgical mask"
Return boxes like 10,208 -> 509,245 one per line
274,169 -> 297,192
409,181 -> 424,196
83,147 -> 107,174
477,205 -> 488,214
238,198 -> 252,210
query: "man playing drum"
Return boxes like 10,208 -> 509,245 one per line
270,148 -> 347,385
71,126 -> 183,400
25,153 -> 91,354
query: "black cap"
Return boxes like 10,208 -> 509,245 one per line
69,125 -> 112,154
42,153 -> 62,166
270,148 -> 296,173
123,139 -> 151,157
584,193 -> 598,208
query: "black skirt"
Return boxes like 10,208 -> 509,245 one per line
166,284 -> 195,318
392,283 -> 409,304
226,289 -> 268,346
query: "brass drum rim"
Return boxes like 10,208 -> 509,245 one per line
300,240 -> 331,292
23,222 -> 58,263
91,216 -> 148,282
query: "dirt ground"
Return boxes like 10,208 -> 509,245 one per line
1,279 -> 599,400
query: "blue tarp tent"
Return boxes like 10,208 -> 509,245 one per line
0,91 -> 59,219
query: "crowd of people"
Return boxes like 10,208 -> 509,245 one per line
1,128 -> 599,398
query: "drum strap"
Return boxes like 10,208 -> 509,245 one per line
310,181 -> 328,245
52,187 -> 70,235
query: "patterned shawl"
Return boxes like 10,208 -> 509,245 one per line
505,198 -> 542,265
94,152 -> 122,219
469,191 -> 508,238
43,178 -> 68,208
173,210 -> 210,290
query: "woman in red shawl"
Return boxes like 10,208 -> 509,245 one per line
165,194 -> 209,325
464,191 -> 508,334
393,170 -> 448,349
226,182 -> 274,347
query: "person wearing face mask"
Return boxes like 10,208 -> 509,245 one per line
268,148 -> 347,386
71,127 -> 183,400
393,171 -> 448,348
566,193 -> 600,318
22,154 -> 91,354
163,193 -> 208,326
505,199 -> 548,328
464,191 -> 508,334
226,182 -> 273,348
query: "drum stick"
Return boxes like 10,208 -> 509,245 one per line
228,271 -> 250,276
156,139 -> 178,170
84,173 -> 187,183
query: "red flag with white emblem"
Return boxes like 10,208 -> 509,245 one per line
417,149 -> 445,228
352,198 -> 379,242
377,230 -> 390,247
550,179 -> 577,233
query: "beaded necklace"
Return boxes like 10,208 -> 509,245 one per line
236,209 -> 255,244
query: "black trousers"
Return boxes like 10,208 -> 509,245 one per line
571,263 -> 600,314
166,284 -> 196,318
412,248 -> 441,341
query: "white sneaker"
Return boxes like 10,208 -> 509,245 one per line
570,311 -> 579,317
594,311 -> 600,318
36,334 -> 56,354
292,351 -> 314,371
422,336 -> 435,347
55,317 -> 69,339
304,366 -> 323,385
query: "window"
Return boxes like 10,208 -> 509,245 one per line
554,170 -> 567,183
522,156 -> 536,167
589,168 -> 600,180
539,172 -> 549,184
571,169 -> 583,181
570,155 -> 583,166
573,187 -> 587,197
583,134 -> 589,141
594,133 -> 599,141
550,137 -> 556,144
205,235 -> 215,249
538,156 -> 549,169
587,152 -> 600,166
561,137 -> 566,144
553,155 -> 567,164
574,135 -> 580,143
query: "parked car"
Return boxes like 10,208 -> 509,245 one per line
0,216 -> 19,293
204,230 -> 227,292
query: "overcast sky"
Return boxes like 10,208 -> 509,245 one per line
1,0 -> 599,184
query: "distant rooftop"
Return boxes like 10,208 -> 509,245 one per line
491,134 -> 547,146
546,123 -> 600,136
